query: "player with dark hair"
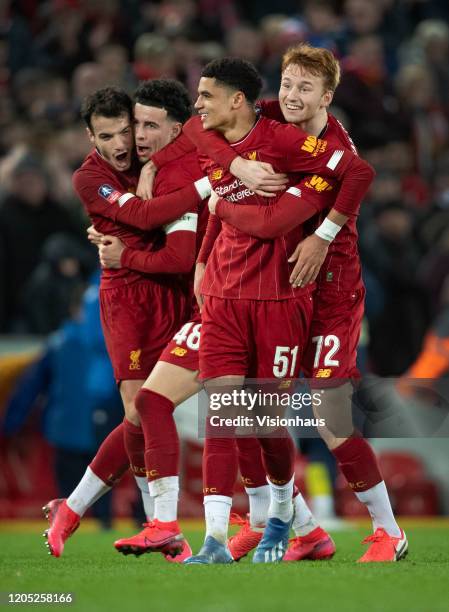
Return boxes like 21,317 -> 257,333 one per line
80,87 -> 134,133
42,83 -> 211,559
134,79 -> 192,124
191,45 -> 406,563
167,57 -> 375,564
93,56 -> 371,564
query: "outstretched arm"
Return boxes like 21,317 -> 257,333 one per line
187,116 -> 289,197
73,169 -> 210,231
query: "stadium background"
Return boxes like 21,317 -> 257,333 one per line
1,0 -> 449,528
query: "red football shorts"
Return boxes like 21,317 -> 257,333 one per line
159,311 -> 202,372
199,294 -> 314,381
302,287 -> 365,385
100,279 -> 187,382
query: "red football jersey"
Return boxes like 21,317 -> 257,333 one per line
315,114 -> 363,292
152,150 -> 209,258
73,149 -> 203,289
201,116 -> 365,300
117,149 -> 208,317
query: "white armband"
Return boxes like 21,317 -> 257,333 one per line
194,176 -> 211,200
164,212 -> 198,235
117,193 -> 134,207
314,218 -> 342,242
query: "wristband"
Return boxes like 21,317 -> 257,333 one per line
194,176 -> 211,200
314,218 -> 342,242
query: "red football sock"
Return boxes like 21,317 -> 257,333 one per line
135,388 -> 178,481
89,423 -> 129,486
332,435 -> 383,492
236,437 -> 267,488
258,431 -> 295,485
203,437 -> 238,498
122,418 -> 146,478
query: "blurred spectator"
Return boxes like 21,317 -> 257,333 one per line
400,19 -> 449,106
226,24 -> 264,66
395,63 -> 449,180
0,0 -> 36,76
71,61 -> 107,103
133,32 -> 176,81
417,227 -> 449,316
1,274 -> 123,528
0,151 -> 84,332
399,276 -> 449,381
360,202 -> 429,375
44,124 -> 91,208
259,14 -> 306,93
94,43 -> 136,92
333,34 -> 400,148
34,2 -> 91,78
22,233 -> 94,334
302,0 -> 344,51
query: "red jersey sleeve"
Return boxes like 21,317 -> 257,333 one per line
215,175 -> 337,239
271,122 -> 375,216
183,116 -> 238,171
72,168 -> 201,231
197,213 -> 222,264
151,132 -> 195,168
120,211 -> 198,274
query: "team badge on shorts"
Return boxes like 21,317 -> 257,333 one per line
129,349 -> 142,370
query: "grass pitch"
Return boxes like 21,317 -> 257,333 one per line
1,520 -> 448,612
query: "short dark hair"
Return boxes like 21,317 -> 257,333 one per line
134,79 -> 192,124
201,58 -> 263,104
81,87 -> 133,131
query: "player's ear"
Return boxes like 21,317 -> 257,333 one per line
232,91 -> 245,109
322,90 -> 333,108
86,127 -> 95,145
171,121 -> 182,140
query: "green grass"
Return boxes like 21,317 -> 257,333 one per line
1,522 -> 448,612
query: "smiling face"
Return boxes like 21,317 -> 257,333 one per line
194,77 -> 238,132
279,63 -> 333,127
88,113 -> 133,172
133,102 -> 182,163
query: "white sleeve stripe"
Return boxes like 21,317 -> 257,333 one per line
118,193 -> 134,207
287,186 -> 302,197
326,150 -> 344,170
164,212 -> 198,235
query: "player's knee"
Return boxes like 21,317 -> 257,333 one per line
318,426 -> 350,451
124,401 -> 140,426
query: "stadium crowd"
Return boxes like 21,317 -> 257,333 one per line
0,0 -> 448,373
